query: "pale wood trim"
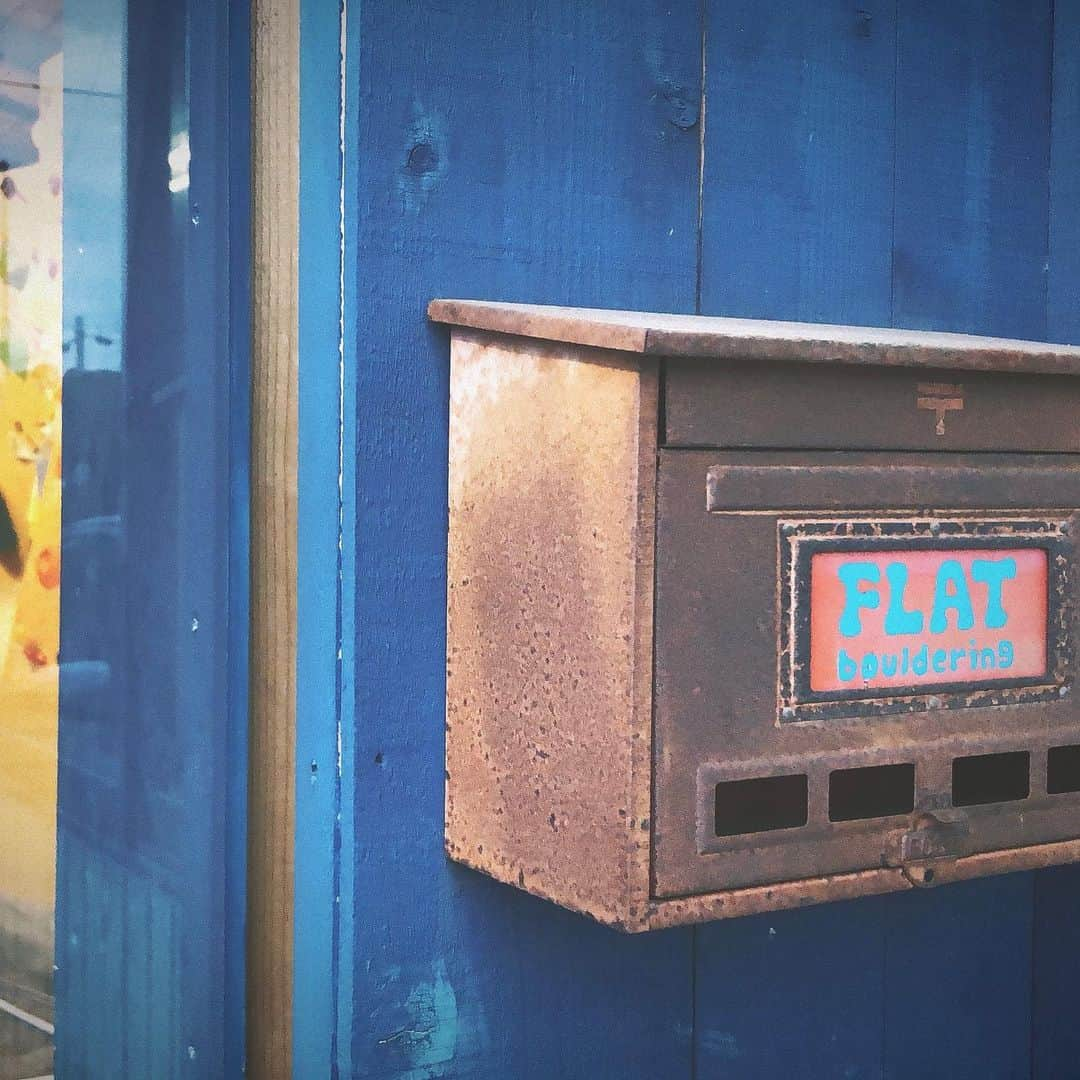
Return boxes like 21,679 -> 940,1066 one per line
249,0 -> 298,1075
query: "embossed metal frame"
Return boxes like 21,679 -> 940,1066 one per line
778,516 -> 1073,723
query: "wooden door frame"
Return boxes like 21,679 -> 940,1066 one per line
249,2 -> 354,1076
249,2 -> 298,1076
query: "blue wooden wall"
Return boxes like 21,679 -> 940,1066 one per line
298,1 -> 1080,1075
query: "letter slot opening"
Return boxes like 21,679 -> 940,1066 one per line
714,775 -> 808,837
952,751 -> 1030,807
1048,745 -> 1080,795
829,763 -> 915,822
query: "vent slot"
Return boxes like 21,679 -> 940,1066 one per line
952,751 -> 1030,807
1048,745 -> 1080,794
829,763 -> 915,822
714,774 -> 808,837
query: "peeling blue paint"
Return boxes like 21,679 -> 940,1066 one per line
374,963 -> 459,1079
699,1030 -> 742,1061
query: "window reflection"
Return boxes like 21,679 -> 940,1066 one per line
0,1 -> 63,1075
55,0 -> 227,1075
3,0 -> 229,1071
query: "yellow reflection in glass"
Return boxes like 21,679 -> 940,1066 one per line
0,38 -> 62,1076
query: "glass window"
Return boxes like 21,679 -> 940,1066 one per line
1,1 -> 243,1074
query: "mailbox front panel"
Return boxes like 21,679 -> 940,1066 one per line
653,450 -> 1080,900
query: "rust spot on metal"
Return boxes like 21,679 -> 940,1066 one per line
445,329 -> 657,926
916,382 -> 964,436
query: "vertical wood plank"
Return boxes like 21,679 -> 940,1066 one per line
331,3 -> 1076,1078
892,0 -> 1053,339
1034,1 -> 1080,1073
1047,0 -> 1080,346
694,902 -> 886,1079
695,4 -> 896,1075
881,877 -> 1033,1079
294,0 -> 347,1073
249,1 -> 298,1076
881,2 -> 1052,1073
349,2 -> 700,1076
883,5 -> 1051,1074
699,0 -> 897,325
1032,866 -> 1080,1077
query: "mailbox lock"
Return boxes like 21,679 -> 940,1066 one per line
899,812 -> 970,886
902,864 -> 939,888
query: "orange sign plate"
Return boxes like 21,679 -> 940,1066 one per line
809,547 -> 1048,694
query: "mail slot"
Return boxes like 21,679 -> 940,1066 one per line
431,299 -> 1080,931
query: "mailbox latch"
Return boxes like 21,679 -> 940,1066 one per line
897,812 -> 971,887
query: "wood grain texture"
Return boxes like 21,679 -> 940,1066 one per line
881,876 -> 1033,1080
1033,2 -> 1080,1075
694,1 -> 1053,1076
699,0 -> 896,326
695,899 -> 886,1078
249,1 -> 298,1076
695,3 -> 897,1071
349,1 -> 700,1075
880,7 -> 1051,1075
324,1 -> 1080,1075
892,0 -> 1053,339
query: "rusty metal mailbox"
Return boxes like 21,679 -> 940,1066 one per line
431,299 -> 1080,931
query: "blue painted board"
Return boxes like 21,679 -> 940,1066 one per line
329,1 -> 1080,1076
695,3 -> 897,1074
1034,2 -> 1080,1074
878,5 -> 1053,1072
694,900 -> 886,1079
881,877 -> 1033,1080
294,2 -> 347,1075
1048,0 -> 1080,347
1032,867 -> 1080,1078
892,0 -> 1053,339
699,0 -> 896,325
696,2 -> 1058,1077
348,1 -> 700,1076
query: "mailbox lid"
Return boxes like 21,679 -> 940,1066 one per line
652,449 -> 1080,900
428,301 -> 1080,454
428,300 -> 1080,376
